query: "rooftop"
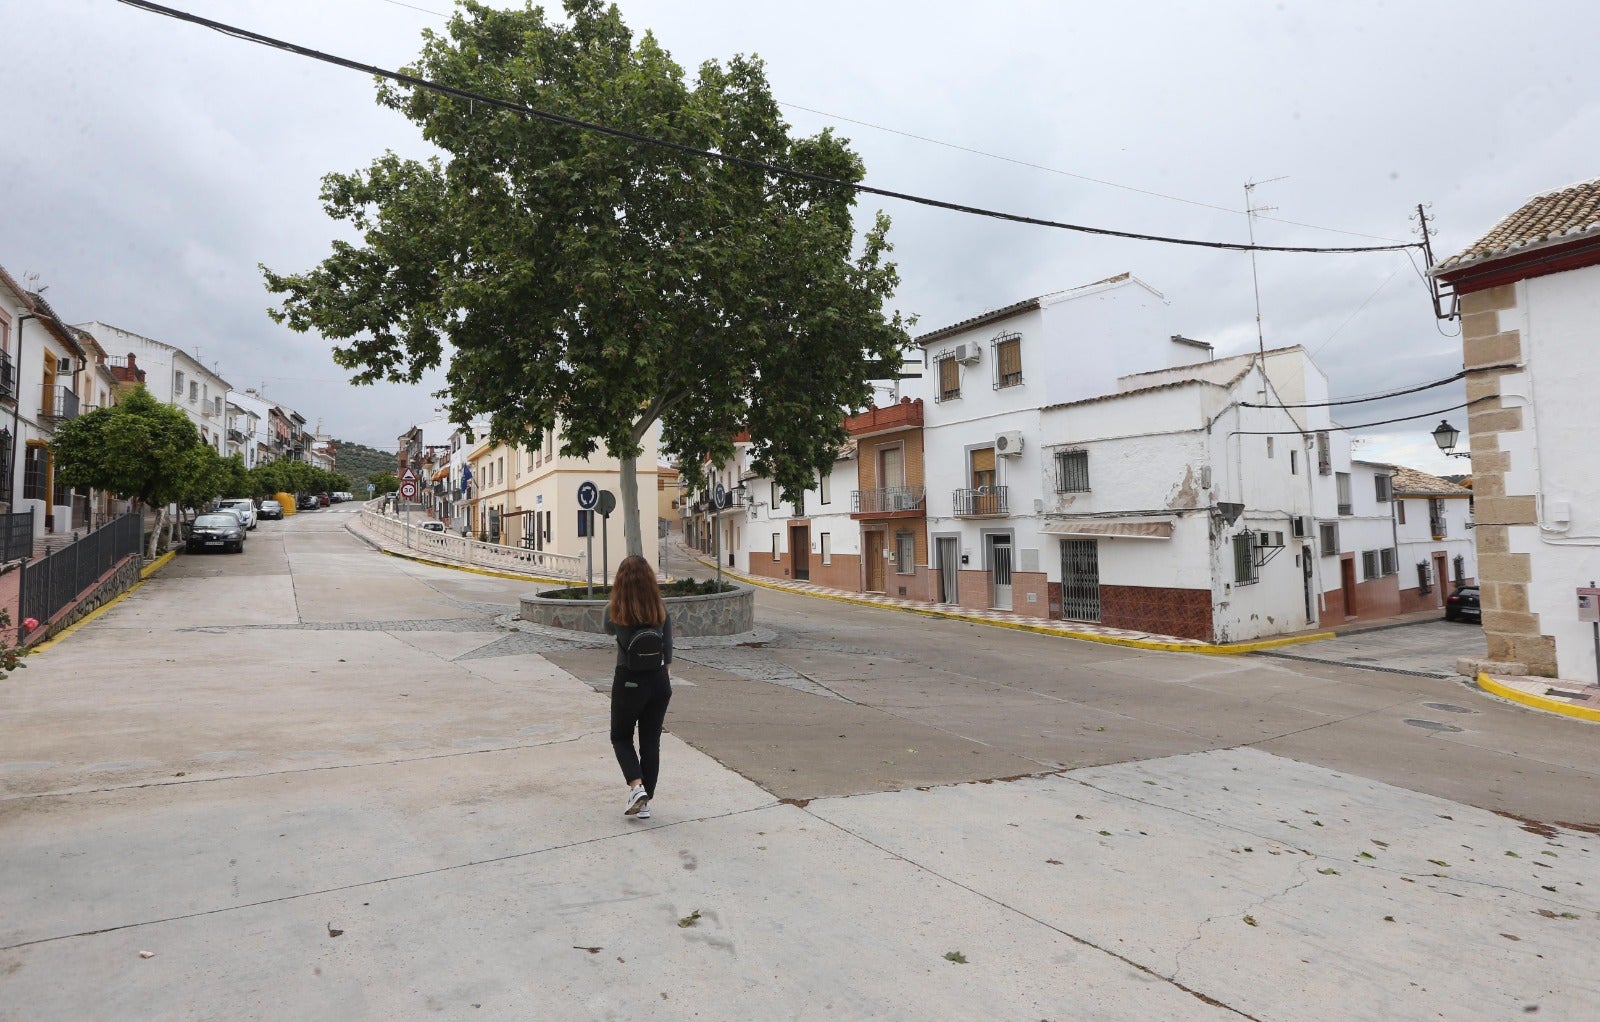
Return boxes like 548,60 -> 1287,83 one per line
1434,177 -> 1600,274
1389,464 -> 1471,497
913,272 -> 1161,345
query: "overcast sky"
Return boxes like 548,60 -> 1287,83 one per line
7,1 -> 1594,471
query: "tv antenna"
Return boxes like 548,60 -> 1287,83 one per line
1244,176 -> 1289,358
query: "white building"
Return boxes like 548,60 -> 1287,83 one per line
77,322 -> 233,452
733,441 -> 862,589
227,389 -> 276,469
1432,177 -> 1600,678
1389,466 -> 1477,611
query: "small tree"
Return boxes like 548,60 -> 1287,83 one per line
51,386 -> 206,558
264,0 -> 908,561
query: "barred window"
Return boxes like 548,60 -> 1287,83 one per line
1336,472 -> 1352,516
1453,554 -> 1466,583
1381,548 -> 1397,575
1233,533 -> 1258,585
993,334 -> 1022,388
1374,474 -> 1392,502
1396,500 -> 1406,525
1318,522 -> 1338,554
896,531 -> 915,575
1316,431 -> 1332,475
1055,450 -> 1090,492
23,444 -> 47,502
0,429 -> 10,502
937,354 -> 960,402
1362,550 -> 1380,580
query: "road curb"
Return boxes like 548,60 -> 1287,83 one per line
345,520 -> 576,586
1477,672 -> 1600,723
689,554 -> 1334,655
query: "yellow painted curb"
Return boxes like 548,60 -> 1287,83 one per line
1477,672 -> 1600,723
688,553 -> 1334,655
31,552 -> 170,655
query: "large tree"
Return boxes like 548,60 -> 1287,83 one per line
263,0 -> 908,559
50,386 -> 207,558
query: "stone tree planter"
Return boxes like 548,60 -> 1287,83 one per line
520,582 -> 755,637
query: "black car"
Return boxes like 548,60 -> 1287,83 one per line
188,512 -> 246,554
1444,584 -> 1480,622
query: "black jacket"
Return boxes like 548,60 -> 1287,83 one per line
603,613 -> 674,670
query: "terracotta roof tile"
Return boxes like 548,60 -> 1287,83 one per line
1389,464 -> 1470,497
1435,178 -> 1600,272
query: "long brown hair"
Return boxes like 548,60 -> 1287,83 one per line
607,555 -> 666,627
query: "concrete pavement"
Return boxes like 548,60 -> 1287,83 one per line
2,506 -> 1597,1020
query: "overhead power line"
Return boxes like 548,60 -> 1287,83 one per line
115,0 -> 1422,256
1230,396 -> 1493,435
1239,362 -> 1518,410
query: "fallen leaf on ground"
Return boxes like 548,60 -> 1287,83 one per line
944,951 -> 968,964
678,910 -> 701,928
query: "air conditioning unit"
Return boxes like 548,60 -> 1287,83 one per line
953,342 -> 981,365
56,357 -> 73,374
1256,530 -> 1285,548
1291,515 -> 1312,538
891,492 -> 918,511
995,430 -> 1024,457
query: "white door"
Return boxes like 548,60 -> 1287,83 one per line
987,534 -> 1013,611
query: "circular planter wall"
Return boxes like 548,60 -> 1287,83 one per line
520,582 -> 755,637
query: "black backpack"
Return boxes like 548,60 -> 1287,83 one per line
623,624 -> 665,672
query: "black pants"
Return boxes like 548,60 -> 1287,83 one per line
610,666 -> 672,799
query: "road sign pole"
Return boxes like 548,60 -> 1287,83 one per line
586,524 -> 593,599
602,514 -> 609,589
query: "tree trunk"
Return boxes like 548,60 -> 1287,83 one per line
146,504 -> 167,561
619,450 -> 643,560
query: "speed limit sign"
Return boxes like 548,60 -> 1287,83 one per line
400,481 -> 417,499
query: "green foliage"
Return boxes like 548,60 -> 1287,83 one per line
263,0 -> 909,547
329,439 -> 397,483
0,606 -> 29,680
370,471 -> 399,495
247,458 -> 345,500
51,386 -> 205,508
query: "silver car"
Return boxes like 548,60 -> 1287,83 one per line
188,513 -> 245,554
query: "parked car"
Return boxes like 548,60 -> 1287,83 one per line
258,499 -> 284,520
1444,584 -> 1481,623
217,498 -> 257,530
188,513 -> 245,554
299,494 -> 321,510
330,491 -> 353,504
211,505 -> 250,535
419,520 -> 446,533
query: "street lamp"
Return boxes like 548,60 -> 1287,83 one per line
1432,419 -> 1471,460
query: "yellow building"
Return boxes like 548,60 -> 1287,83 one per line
465,421 -> 662,578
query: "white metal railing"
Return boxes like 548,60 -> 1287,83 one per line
359,507 -> 585,579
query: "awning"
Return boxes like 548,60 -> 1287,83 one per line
1041,518 -> 1173,540
431,466 -> 449,482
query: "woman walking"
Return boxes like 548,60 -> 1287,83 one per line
604,555 -> 673,820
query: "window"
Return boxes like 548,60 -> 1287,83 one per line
1336,472 -> 1352,516
770,482 -> 780,508
174,370 -> 185,396
1381,548 -> 1398,575
1417,561 -> 1433,594
1362,550 -> 1380,580
1454,554 -> 1466,583
1054,450 -> 1090,492
820,532 -> 831,565
1319,522 -> 1338,554
993,333 -> 1022,388
1233,533 -> 1258,585
0,429 -> 10,502
1396,500 -> 1406,525
772,533 -> 781,561
1266,437 -> 1274,458
937,353 -> 960,401
1290,449 -> 1298,475
896,532 -> 915,575
1374,474 -> 1392,502
23,444 -> 47,501
189,380 -> 199,402
818,471 -> 830,505
1316,431 -> 1332,475
1428,498 -> 1447,538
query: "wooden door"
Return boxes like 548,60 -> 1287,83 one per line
865,531 -> 886,592
1433,553 -> 1449,607
789,525 -> 810,581
1340,556 -> 1358,616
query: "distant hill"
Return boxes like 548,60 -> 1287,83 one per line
332,439 -> 398,484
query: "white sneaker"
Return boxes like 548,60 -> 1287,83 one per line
624,787 -> 649,816
636,805 -> 651,820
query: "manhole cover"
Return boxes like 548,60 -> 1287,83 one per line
1404,719 -> 1464,733
1423,702 -> 1477,715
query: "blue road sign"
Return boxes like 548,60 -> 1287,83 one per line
714,482 -> 728,509
577,480 -> 599,510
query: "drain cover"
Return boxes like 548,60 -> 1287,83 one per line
1423,702 -> 1477,715
1404,718 -> 1464,733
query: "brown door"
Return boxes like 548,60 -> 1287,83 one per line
1340,556 -> 1358,617
1433,553 -> 1449,607
865,531 -> 886,591
789,525 -> 810,581
970,447 -> 997,514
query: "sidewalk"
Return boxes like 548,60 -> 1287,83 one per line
1477,672 -> 1600,723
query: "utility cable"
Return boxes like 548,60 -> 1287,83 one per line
114,0 -> 1423,255
1228,396 -> 1492,435
1239,361 -> 1517,409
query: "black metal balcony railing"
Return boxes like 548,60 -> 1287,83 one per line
39,384 -> 80,424
852,485 -> 926,514
0,349 -> 14,400
952,485 -> 1009,517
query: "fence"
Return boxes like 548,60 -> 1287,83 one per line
18,512 -> 142,636
359,507 -> 585,580
0,508 -> 33,563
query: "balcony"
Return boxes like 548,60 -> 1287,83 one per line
851,485 -> 926,517
953,485 -> 1009,518
39,384 -> 80,424
0,349 -> 13,400
845,398 -> 923,437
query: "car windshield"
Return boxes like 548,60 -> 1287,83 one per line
194,514 -> 237,527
